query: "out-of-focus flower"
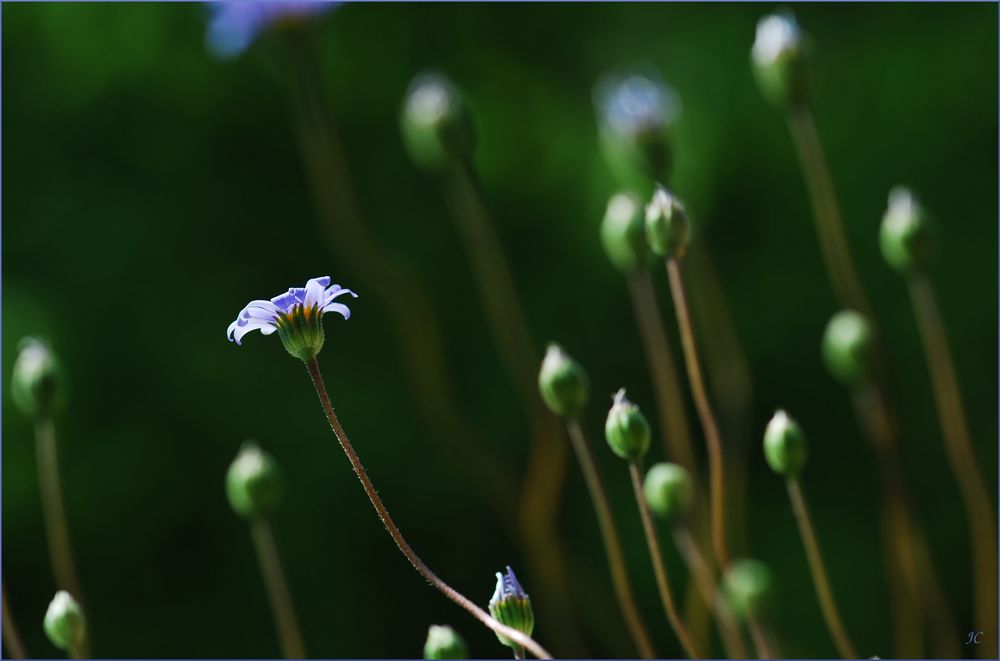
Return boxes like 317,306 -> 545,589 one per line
751,12 -> 810,107
227,276 -> 356,361
401,71 -> 475,173
206,1 -> 337,60
595,71 -> 680,185
880,186 -> 934,275
43,591 -> 86,654
488,566 -> 534,651
645,185 -> 690,260
605,388 -> 651,462
226,441 -> 283,519
423,625 -> 469,660
12,338 -> 66,419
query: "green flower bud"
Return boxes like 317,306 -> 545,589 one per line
11,337 -> 66,419
723,558 -> 774,621
401,71 -> 475,172
752,12 -> 810,108
538,343 -> 589,418
763,410 -> 808,477
489,567 -> 534,652
605,388 -> 651,461
645,185 -> 690,259
424,625 -> 468,660
226,441 -> 282,519
596,72 -> 679,186
880,186 -> 934,275
43,591 -> 86,654
821,310 -> 874,386
601,192 -> 652,274
643,462 -> 694,522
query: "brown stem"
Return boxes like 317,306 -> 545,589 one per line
665,259 -> 729,568
746,616 -> 777,660
250,518 -> 306,659
627,271 -> 696,470
2,583 -> 27,659
304,357 -> 552,659
566,420 -> 656,659
627,462 -> 701,659
786,479 -> 856,658
787,106 -> 871,316
35,418 -> 84,605
909,274 -> 997,657
672,527 -> 747,659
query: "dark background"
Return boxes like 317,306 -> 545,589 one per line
3,3 -> 997,659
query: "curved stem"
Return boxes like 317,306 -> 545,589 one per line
627,462 -> 700,659
35,418 -> 84,604
746,616 -> 777,660
2,582 -> 27,659
672,527 -> 747,659
786,479 -> 856,659
665,259 -> 729,568
304,357 -> 552,659
250,518 -> 306,659
909,274 -> 997,656
627,271 -> 696,470
566,420 -> 656,659
786,106 -> 871,316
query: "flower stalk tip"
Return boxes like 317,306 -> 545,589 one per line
43,591 -> 86,656
605,389 -> 651,462
401,71 -> 475,173
488,567 -> 535,653
424,625 -> 469,660
752,11 -> 810,108
601,192 -> 652,275
644,185 -> 690,259
226,441 -> 283,520
880,186 -> 934,275
821,310 -> 874,387
538,343 -> 589,418
12,337 -> 66,420
763,410 -> 809,477
643,462 -> 694,522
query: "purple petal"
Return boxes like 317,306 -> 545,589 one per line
322,302 -> 351,319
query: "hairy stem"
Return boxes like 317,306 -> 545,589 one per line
35,418 -> 84,605
2,582 -> 27,660
787,106 -> 870,316
672,527 -> 747,659
909,274 -> 997,657
627,462 -> 701,659
566,420 -> 656,659
786,479 -> 856,658
304,357 -> 552,659
665,259 -> 729,568
627,271 -> 696,470
250,518 -> 306,659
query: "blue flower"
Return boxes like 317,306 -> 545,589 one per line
488,566 -> 534,650
227,276 -> 357,361
206,1 -> 337,60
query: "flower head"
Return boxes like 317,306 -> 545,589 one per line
488,566 -> 534,651
538,343 -> 589,418
12,337 -> 66,419
423,625 -> 469,660
595,71 -> 680,185
605,388 -> 651,461
227,276 -> 356,361
880,186 -> 934,275
645,185 -> 690,259
44,591 -> 86,654
752,12 -> 810,107
206,1 -> 337,60
226,441 -> 283,519
401,71 -> 475,172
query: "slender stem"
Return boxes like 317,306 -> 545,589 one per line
627,271 -> 696,471
672,527 -> 747,659
627,462 -> 700,659
285,32 -> 519,540
303,357 -> 552,659
665,259 -> 729,568
909,274 -> 997,655
448,158 -> 537,412
448,157 -> 582,656
786,105 -> 871,316
513,647 -> 526,661
250,518 -> 306,659
566,420 -> 656,659
2,583 -> 27,660
785,479 -> 856,658
35,418 -> 84,603
746,617 -> 776,660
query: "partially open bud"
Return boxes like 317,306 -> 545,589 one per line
752,12 -> 810,108
880,187 -> 934,275
822,310 -> 874,386
605,389 -> 651,461
226,441 -> 282,519
601,192 -> 652,274
644,462 -> 694,522
11,338 -> 66,419
645,185 -> 690,259
43,591 -> 86,654
401,71 -> 475,173
424,625 -> 468,660
538,344 -> 589,418
723,558 -> 774,621
596,72 -> 679,185
488,567 -> 534,653
763,410 -> 808,477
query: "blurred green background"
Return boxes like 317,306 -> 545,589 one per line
3,3 -> 997,659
